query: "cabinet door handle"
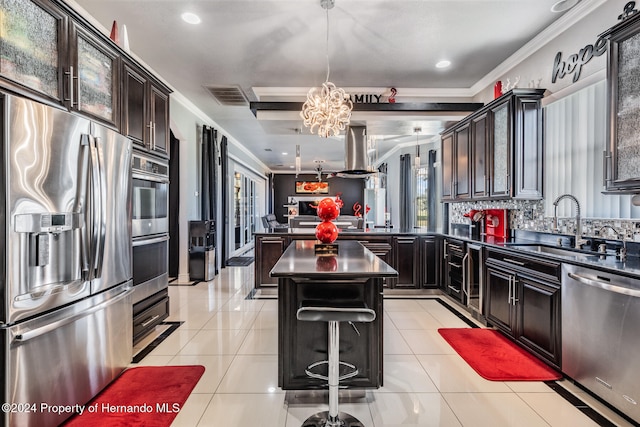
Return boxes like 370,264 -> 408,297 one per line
603,150 -> 612,187
448,262 -> 462,268
507,275 -> 512,305
503,258 -> 526,266
462,253 -> 469,297
147,121 -> 154,149
140,314 -> 161,328
511,276 -> 519,305
64,66 -> 77,107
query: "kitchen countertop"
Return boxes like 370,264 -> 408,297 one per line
270,240 -> 398,279
257,226 -> 640,278
447,228 -> 640,279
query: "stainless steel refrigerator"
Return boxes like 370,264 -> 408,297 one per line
0,94 -> 134,427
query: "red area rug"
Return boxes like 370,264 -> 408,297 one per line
63,365 -> 205,427
438,328 -> 561,381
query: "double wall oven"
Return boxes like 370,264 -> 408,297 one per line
131,151 -> 170,344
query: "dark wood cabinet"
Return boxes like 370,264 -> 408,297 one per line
0,0 -> 171,139
484,248 -> 561,368
122,63 -> 147,142
441,124 -> 471,201
485,264 -> 516,335
441,132 -> 454,200
419,236 -> 438,288
278,276 -> 383,389
0,0 -> 120,127
442,89 -> 544,201
121,60 -> 170,156
444,238 -> 465,303
601,12 -> 640,192
0,0 -> 68,104
489,99 -> 511,197
471,112 -> 489,199
254,233 -> 439,290
517,274 -> 561,367
454,124 -> 471,199
68,21 -> 120,127
392,236 -> 419,288
255,236 -> 289,287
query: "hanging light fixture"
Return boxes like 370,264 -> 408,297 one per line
414,127 -> 421,169
295,144 -> 301,177
300,0 -> 353,138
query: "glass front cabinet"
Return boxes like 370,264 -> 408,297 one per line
0,0 -> 119,127
0,0 -> 67,101
602,11 -> 640,192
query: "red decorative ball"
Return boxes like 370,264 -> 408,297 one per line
315,220 -> 339,243
316,197 -> 340,221
316,256 -> 338,271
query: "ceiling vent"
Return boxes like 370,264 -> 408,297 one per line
205,85 -> 249,106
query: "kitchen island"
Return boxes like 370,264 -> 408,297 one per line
271,239 -> 397,390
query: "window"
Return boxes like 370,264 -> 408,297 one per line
414,165 -> 429,228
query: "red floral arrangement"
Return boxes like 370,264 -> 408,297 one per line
315,197 -> 340,244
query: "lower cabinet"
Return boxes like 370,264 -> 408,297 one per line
254,233 -> 434,289
255,236 -> 289,287
392,236 -> 419,288
485,249 -> 561,368
420,236 -> 438,288
133,289 -> 169,345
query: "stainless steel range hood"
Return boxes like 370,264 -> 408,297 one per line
337,126 -> 375,178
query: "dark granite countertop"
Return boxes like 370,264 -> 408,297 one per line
256,227 -> 437,236
446,228 -> 640,279
270,240 -> 398,279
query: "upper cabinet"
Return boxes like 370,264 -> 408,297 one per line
0,0 -> 67,102
122,61 -> 170,157
0,0 -> 171,145
602,12 -> 640,192
69,22 -> 119,127
441,89 -> 545,202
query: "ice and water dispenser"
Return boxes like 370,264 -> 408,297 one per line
189,220 -> 216,281
13,212 -> 84,296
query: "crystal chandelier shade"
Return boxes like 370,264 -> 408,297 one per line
300,0 -> 352,138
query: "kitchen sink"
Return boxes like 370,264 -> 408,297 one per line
505,243 -> 614,261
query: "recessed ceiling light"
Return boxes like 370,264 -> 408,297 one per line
435,60 -> 451,69
550,0 -> 580,13
282,152 -> 288,155
181,12 -> 201,24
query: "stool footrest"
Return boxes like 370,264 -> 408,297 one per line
305,360 -> 359,382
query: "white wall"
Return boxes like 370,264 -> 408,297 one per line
169,96 -> 269,281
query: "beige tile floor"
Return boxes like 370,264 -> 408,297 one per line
131,266 -> 634,427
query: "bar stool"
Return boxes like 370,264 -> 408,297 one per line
296,300 -> 376,427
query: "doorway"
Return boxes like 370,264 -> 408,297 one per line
168,131 -> 180,279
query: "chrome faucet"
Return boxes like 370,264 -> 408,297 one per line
598,225 -> 622,240
553,194 -> 588,249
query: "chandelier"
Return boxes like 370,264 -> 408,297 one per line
414,127 -> 421,169
300,0 -> 353,138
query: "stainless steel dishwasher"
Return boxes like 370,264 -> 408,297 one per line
562,263 -> 640,424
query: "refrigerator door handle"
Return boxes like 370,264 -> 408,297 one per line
12,288 -> 134,343
78,134 -> 92,278
93,136 -> 106,279
88,135 -> 104,279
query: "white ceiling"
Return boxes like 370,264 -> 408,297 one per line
71,0 -> 584,172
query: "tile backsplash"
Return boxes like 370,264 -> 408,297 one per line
450,200 -> 640,242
